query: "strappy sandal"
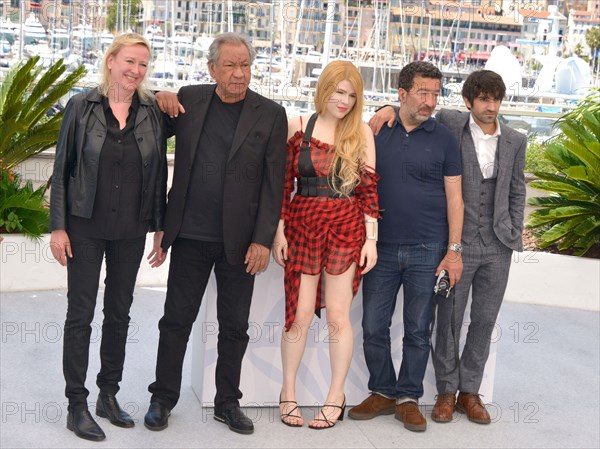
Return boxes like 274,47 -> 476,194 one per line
279,394 -> 303,427
308,397 -> 346,430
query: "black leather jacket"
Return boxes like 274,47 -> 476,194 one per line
50,88 -> 167,232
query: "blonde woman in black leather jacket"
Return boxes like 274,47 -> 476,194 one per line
49,33 -> 166,442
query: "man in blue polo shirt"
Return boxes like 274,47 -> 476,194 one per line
349,61 -> 464,432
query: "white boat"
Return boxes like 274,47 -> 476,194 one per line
0,18 -> 17,45
23,14 -> 47,45
72,22 -> 95,54
253,55 -> 283,74
145,25 -> 165,52
99,31 -> 114,50
48,27 -> 69,51
169,35 -> 193,58
0,39 -> 12,62
151,54 -> 178,80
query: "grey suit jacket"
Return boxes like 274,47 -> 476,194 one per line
436,108 -> 527,251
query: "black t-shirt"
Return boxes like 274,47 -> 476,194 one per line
67,92 -> 148,240
179,92 -> 244,241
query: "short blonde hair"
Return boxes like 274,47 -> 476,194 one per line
100,32 -> 151,100
314,60 -> 366,197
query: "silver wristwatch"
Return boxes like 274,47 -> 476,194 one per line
447,243 -> 463,254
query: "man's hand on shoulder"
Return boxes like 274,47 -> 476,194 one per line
156,91 -> 185,118
368,105 -> 396,136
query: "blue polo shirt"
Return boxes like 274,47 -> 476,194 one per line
375,115 -> 461,244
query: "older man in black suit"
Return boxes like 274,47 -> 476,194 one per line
143,33 -> 287,435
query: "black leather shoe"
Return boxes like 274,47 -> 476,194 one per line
67,408 -> 106,442
144,402 -> 170,431
214,406 -> 254,435
96,393 -> 134,428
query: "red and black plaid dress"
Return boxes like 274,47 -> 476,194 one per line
280,129 -> 380,331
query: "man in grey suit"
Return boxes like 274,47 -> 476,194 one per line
371,70 -> 527,425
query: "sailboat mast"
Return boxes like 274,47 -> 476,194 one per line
127,0 -> 132,31
322,0 -> 336,68
279,0 -> 286,79
437,0 -> 444,70
18,0 -> 23,60
385,0 -> 391,93
417,0 -> 424,59
452,0 -> 463,69
466,7 -> 472,62
399,0 -> 406,65
227,0 -> 233,33
357,2 -> 362,65
371,0 -> 379,91
289,0 -> 306,84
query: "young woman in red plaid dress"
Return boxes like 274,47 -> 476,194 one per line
272,61 -> 380,429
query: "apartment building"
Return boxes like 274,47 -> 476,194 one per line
566,8 -> 600,56
387,0 -> 523,62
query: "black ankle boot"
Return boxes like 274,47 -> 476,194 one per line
67,407 -> 106,441
96,392 -> 135,428
144,402 -> 170,431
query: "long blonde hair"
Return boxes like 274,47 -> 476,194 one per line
99,32 -> 151,100
314,60 -> 365,197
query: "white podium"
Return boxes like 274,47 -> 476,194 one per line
190,262 -> 496,407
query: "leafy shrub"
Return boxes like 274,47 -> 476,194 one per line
0,56 -> 85,170
0,55 -> 85,239
526,89 -> 600,255
0,168 -> 49,239
525,136 -> 556,174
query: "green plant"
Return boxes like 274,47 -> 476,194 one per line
167,136 -> 176,154
525,136 -> 556,174
107,0 -> 143,32
0,55 -> 86,170
0,168 -> 49,239
526,89 -> 600,255
0,56 -> 85,239
586,26 -> 600,57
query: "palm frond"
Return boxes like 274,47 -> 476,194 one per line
537,216 -> 588,243
0,63 -> 18,116
0,58 -> 86,239
528,196 -> 600,209
0,57 -> 86,170
572,216 -> 600,237
572,232 -> 600,256
528,89 -> 600,255
23,64 -> 85,129
529,179 -> 591,195
2,59 -> 41,120
560,138 -> 600,179
22,58 -> 67,114
557,231 -> 583,250
544,141 -> 584,170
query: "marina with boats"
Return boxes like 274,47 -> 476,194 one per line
1,0 -> 599,134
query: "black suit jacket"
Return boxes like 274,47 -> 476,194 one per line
162,84 -> 288,264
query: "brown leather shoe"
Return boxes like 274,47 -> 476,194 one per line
431,393 -> 456,423
394,401 -> 427,432
348,394 -> 395,420
456,392 -> 491,424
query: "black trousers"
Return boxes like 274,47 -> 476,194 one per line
63,233 -> 146,410
148,238 -> 255,412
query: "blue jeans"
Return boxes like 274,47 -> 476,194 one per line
362,242 -> 446,400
